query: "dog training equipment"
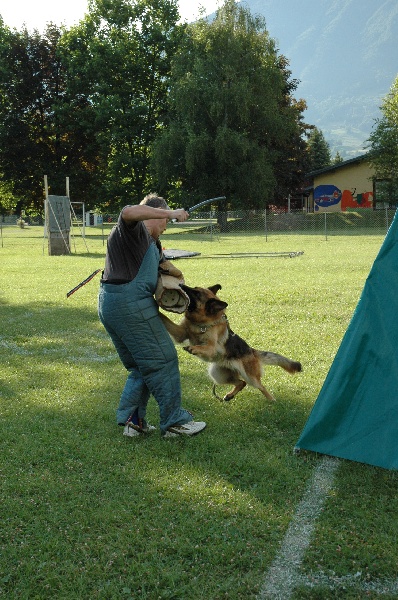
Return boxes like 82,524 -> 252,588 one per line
171,196 -> 226,221
67,269 -> 102,297
296,209 -> 398,471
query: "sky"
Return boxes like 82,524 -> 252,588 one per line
0,0 -> 221,30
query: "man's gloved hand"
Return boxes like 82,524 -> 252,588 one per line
159,260 -> 183,279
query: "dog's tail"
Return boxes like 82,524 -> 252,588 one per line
259,351 -> 302,374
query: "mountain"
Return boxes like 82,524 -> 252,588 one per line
236,0 -> 398,158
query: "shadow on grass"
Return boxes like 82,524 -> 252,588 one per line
1,297 -> 313,496
0,298 -> 320,598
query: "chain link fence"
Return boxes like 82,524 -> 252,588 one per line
96,208 -> 397,238
2,208 -> 397,247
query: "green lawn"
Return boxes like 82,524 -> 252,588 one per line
1,225 -> 397,599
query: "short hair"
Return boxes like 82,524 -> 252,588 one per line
140,193 -> 170,210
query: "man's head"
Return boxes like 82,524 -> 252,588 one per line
140,193 -> 170,238
140,193 -> 170,211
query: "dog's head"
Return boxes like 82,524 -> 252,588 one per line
179,284 -> 228,322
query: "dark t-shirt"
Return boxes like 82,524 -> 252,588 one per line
102,209 -> 162,283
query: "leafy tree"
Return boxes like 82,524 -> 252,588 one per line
0,22 -> 103,212
61,0 -> 183,211
0,24 -> 65,211
332,150 -> 344,164
306,127 -> 331,171
150,0 -> 307,209
269,55 -> 310,204
368,75 -> 398,204
0,175 -> 15,216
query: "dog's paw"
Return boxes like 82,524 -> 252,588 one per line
183,345 -> 202,357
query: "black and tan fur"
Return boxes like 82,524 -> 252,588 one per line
160,284 -> 302,401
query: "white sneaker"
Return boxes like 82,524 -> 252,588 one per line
123,423 -> 156,437
164,421 -> 206,438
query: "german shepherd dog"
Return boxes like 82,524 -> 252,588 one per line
160,284 -> 302,401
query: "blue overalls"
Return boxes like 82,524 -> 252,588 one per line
98,241 -> 193,434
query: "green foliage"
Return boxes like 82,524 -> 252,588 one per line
332,150 -> 344,164
0,24 -> 61,210
306,126 -> 332,171
151,0 -> 308,209
368,75 -> 398,203
0,175 -> 15,214
0,1 -> 182,213
0,22 -> 105,212
0,0 -> 311,213
61,0 -> 182,211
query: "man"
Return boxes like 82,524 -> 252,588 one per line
98,193 -> 206,438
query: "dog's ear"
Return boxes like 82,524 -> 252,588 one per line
180,284 -> 200,311
208,284 -> 222,295
180,284 -> 195,294
205,298 -> 228,316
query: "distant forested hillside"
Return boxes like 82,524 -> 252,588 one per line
238,0 -> 398,157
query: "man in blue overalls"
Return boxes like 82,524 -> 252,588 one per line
98,193 -> 206,438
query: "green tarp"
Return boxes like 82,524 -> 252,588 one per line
296,210 -> 398,470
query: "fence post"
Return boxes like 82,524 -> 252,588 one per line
264,208 -> 268,241
324,212 -> 328,241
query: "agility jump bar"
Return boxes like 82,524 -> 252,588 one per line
201,251 -> 304,259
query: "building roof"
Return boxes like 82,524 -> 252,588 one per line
306,153 -> 369,178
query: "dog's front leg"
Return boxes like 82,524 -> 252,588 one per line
183,343 -> 217,361
159,312 -> 188,344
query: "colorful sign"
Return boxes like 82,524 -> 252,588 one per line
314,185 -> 373,212
341,189 -> 373,209
314,185 -> 342,211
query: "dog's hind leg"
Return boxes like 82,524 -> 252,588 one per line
223,380 -> 247,401
252,382 -> 275,402
240,355 -> 276,401
208,364 -> 247,401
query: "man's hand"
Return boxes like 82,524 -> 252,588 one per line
170,209 -> 189,222
159,260 -> 183,278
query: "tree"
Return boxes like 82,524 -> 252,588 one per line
332,150 -> 344,164
368,75 -> 398,204
0,175 -> 15,216
268,55 -> 310,204
61,0 -> 183,211
0,22 -> 103,213
306,127 -> 331,171
150,0 -> 307,209
0,22 -> 47,211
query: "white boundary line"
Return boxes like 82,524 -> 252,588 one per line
258,455 -> 398,598
258,455 -> 339,600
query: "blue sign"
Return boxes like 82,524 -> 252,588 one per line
314,185 -> 342,210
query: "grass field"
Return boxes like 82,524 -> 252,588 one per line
1,224 -> 398,599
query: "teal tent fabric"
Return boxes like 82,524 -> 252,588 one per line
296,210 -> 398,470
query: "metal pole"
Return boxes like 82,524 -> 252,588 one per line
264,207 -> 268,241
43,175 -> 49,255
324,212 -> 328,241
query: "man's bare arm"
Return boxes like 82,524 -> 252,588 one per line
122,205 -> 189,223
